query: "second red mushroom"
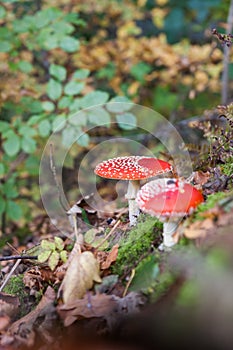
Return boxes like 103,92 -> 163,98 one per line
136,178 -> 204,249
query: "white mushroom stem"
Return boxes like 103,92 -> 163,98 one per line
125,180 -> 141,226
162,220 -> 179,248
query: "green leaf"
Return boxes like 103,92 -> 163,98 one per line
77,133 -> 90,147
0,163 -> 5,176
153,86 -> 179,113
6,200 -> 23,221
42,7 -> 62,21
41,239 -> 56,251
34,10 -> 51,28
24,99 -> 43,113
21,137 -> 36,153
73,69 -> 90,80
60,250 -> 68,263
42,101 -> 55,112
64,13 -> 86,26
0,121 -> 9,133
3,133 -> 20,156
80,91 -> 109,109
91,237 -> 109,250
38,250 -> 51,264
62,125 -> 80,147
17,61 -> 33,73
12,17 -> 34,33
84,229 -> 97,244
49,64 -> 67,82
48,251 -> 60,271
54,236 -> 64,251
87,107 -> 111,126
116,112 -> 137,130
64,81 -> 85,96
130,62 -> 152,83
38,120 -> 51,137
129,255 -> 160,293
18,125 -> 36,137
59,36 -> 80,53
3,180 -> 18,199
52,115 -> 66,132
27,115 -> 44,126
58,96 -> 73,109
42,35 -> 59,50
47,79 -> 62,101
176,280 -> 199,307
0,6 -> 6,19
96,62 -> 116,79
69,111 -> 87,126
106,97 -> 132,113
25,155 -> 39,175
0,196 -> 6,216
52,21 -> 74,35
0,41 -> 12,52
69,98 -> 82,112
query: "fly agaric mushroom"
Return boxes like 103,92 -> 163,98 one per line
94,156 -> 172,226
136,178 -> 204,249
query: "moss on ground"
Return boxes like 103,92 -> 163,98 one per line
112,215 -> 162,276
3,275 -> 30,317
221,156 -> 233,178
3,275 -> 25,296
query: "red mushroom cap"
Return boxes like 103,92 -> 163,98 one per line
136,178 -> 204,217
94,156 -> 172,180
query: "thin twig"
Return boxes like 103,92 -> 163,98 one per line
49,143 -> 69,212
0,255 -> 37,261
95,220 -> 121,250
123,268 -> 135,297
7,242 -> 20,255
0,259 -> 21,292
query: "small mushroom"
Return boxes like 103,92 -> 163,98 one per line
94,156 -> 172,226
136,178 -> 204,249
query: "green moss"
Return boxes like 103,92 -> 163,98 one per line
3,275 -> 25,296
3,274 -> 41,318
221,156 -> 233,178
112,215 -> 162,276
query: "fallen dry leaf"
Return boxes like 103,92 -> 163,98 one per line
0,315 -> 10,331
58,291 -> 146,328
193,170 -> 210,187
100,244 -> 119,270
2,286 -> 56,349
60,251 -> 102,304
23,266 -> 56,296
58,293 -> 118,327
0,293 -> 19,318
184,218 -> 215,239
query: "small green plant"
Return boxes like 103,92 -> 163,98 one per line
38,237 -> 67,271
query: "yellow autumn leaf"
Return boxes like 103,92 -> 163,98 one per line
61,251 -> 101,304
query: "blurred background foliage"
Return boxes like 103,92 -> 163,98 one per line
0,0 -> 232,230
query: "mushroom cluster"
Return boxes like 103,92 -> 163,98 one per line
94,156 -> 204,249
136,178 -> 204,249
94,156 -> 172,226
